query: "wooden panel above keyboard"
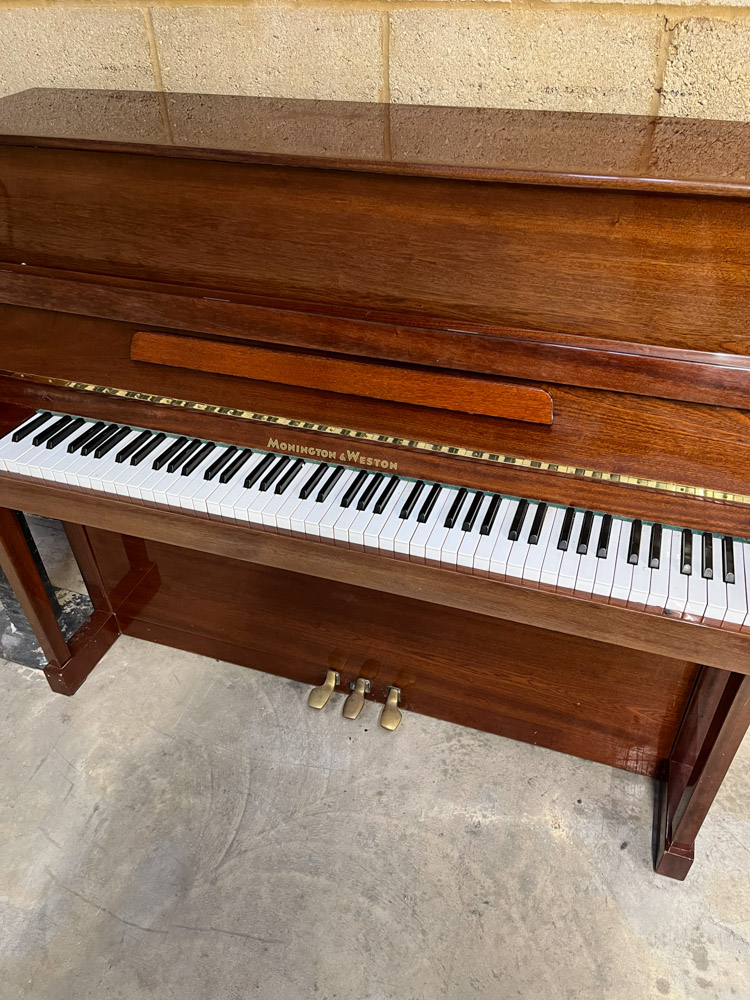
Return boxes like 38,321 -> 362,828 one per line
4,303 -> 750,537
0,92 -> 749,356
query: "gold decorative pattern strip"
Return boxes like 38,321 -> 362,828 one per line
9,370 -> 750,508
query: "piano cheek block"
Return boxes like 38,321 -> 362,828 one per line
130,332 -> 554,426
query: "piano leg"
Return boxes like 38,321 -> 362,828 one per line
0,507 -> 119,694
655,665 -> 750,879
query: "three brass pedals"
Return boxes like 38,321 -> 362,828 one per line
307,669 -> 402,731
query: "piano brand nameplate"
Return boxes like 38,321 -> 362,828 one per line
5,369 -> 749,508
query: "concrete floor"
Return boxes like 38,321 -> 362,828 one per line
1,636 -> 749,1000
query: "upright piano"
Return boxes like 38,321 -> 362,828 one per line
1,88 -> 749,879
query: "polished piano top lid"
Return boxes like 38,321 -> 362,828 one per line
0,88 -> 749,197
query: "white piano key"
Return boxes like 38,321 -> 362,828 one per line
439,492 -> 483,569
574,513 -> 602,596
665,531 -> 690,615
557,510 -> 584,592
685,553 -> 708,619
379,484 -> 415,555
360,480 -> 408,551
92,431 -> 143,495
592,516 -> 621,599
393,498 -> 425,558
236,477 -> 284,527
38,427 -> 87,483
273,462 -> 319,534
347,481 -> 396,550
123,449 -> 168,502
290,472 -> 346,539
610,523 -> 636,603
68,444 -> 113,491
212,454 -> 267,521
705,534 -> 728,623
0,413 -> 50,464
46,422 -> 100,484
457,495 -> 493,573
522,503 -> 558,585
488,501 -> 525,578
539,507 -> 568,587
300,469 -> 355,539
411,489 -> 453,563
725,540 -> 748,626
261,468 -> 313,532
2,436 -> 45,478
628,523 -> 653,607
184,446 -> 234,513
425,489 -> 475,566
646,528 -> 673,609
317,469 -> 361,545
470,499 -> 512,576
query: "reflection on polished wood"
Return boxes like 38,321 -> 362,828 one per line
0,89 -> 749,879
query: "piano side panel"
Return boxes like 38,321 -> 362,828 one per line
84,526 -> 698,778
0,145 -> 749,354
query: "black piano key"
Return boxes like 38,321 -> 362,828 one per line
46,416 -> 84,449
649,523 -> 663,569
220,448 -> 253,484
507,499 -> 529,541
33,414 -> 72,447
527,502 -> 548,544
243,453 -> 274,489
94,425 -> 130,459
242,453 -> 277,490
131,432 -> 166,466
480,494 -> 503,536
400,481 -> 425,519
340,470 -> 369,508
316,465 -> 344,502
204,446 -> 237,481
557,507 -> 576,551
182,441 -> 215,476
117,429 -> 151,464
68,421 -> 105,455
373,476 -> 399,515
12,411 -> 52,443
152,436 -> 187,470
357,472 -> 384,511
167,438 -> 202,474
702,532 -> 714,580
577,510 -> 594,555
681,529 -> 693,575
274,457 -> 304,494
444,487 -> 468,529
81,424 -> 120,457
627,519 -> 643,565
299,463 -> 328,500
417,483 -> 442,523
723,535 -> 736,584
462,491 -> 484,532
260,456 -> 290,492
596,514 -> 613,558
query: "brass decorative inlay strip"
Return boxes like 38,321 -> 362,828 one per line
9,370 -> 750,507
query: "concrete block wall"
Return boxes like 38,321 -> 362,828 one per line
0,2 -> 748,120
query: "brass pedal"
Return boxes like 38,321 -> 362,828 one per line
380,687 -> 402,731
342,677 -> 370,720
307,669 -> 339,710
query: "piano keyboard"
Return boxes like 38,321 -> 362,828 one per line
1,410 -> 747,628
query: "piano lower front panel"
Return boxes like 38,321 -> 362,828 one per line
83,525 -> 699,778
